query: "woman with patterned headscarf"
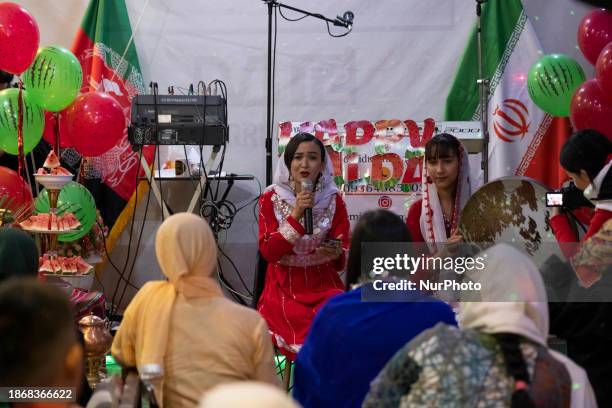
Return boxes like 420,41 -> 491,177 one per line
364,244 -> 596,408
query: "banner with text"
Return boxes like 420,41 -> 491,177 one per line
278,119 -> 482,226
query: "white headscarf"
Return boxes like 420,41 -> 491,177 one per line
420,135 -> 471,252
266,140 -> 339,215
459,243 -> 597,407
459,244 -> 548,345
584,160 -> 612,212
198,382 -> 299,408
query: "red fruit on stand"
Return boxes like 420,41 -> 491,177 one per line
63,92 -> 126,157
0,2 -> 40,74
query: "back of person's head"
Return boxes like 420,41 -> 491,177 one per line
345,209 -> 411,290
198,382 -> 299,408
461,244 -> 547,408
0,279 -> 82,387
0,227 -> 39,282
560,129 -> 612,181
155,212 -> 218,280
0,70 -> 13,88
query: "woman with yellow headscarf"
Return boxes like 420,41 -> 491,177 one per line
112,213 -> 278,407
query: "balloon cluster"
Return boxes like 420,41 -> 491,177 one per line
527,8 -> 612,139
0,2 -> 126,158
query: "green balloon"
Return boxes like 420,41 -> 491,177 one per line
527,54 -> 586,117
0,88 -> 44,155
35,181 -> 97,242
23,46 -> 83,112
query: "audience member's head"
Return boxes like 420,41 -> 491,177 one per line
0,70 -> 13,90
560,129 -> 612,194
345,209 -> 411,290
0,279 -> 82,388
155,212 -> 218,283
198,382 -> 299,408
460,243 -> 549,407
0,227 -> 39,282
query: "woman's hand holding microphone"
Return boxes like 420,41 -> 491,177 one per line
291,190 -> 314,221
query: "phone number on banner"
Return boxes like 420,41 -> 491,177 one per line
342,183 -> 421,195
0,388 -> 76,402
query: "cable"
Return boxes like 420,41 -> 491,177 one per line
272,8 -> 277,146
326,20 -> 353,37
151,82 -> 168,220
278,5 -> 309,21
217,260 -> 249,305
97,220 -> 140,291
113,160 -> 153,315
218,243 -> 253,297
109,147 -> 144,314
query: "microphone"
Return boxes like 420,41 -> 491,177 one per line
301,179 -> 314,235
334,11 -> 354,29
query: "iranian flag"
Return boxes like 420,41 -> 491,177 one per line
71,0 -> 154,246
446,0 -> 571,189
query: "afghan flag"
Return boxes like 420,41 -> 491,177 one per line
71,0 -> 154,250
445,0 -> 571,189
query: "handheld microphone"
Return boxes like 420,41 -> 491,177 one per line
301,179 -> 314,235
334,11 -> 354,29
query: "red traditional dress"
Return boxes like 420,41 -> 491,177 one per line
257,162 -> 350,360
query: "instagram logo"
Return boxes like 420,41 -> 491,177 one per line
378,195 -> 392,209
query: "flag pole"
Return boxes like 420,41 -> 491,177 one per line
476,0 -> 490,183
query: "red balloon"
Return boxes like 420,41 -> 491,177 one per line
42,111 -> 72,148
578,9 -> 612,65
595,41 -> 612,102
570,79 -> 612,140
0,3 -> 40,74
64,92 -> 126,157
0,165 -> 33,214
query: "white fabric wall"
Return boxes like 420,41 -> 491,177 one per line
19,0 -> 596,308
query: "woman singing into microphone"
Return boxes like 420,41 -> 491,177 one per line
257,132 -> 350,360
406,133 -> 472,253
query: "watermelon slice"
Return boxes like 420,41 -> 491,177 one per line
43,150 -> 60,169
75,257 -> 91,274
52,167 -> 72,176
39,259 -> 54,273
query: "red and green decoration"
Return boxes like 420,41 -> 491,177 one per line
71,0 -> 154,202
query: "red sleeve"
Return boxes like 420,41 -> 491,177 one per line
584,209 -> 612,240
406,199 -> 425,242
258,191 -> 304,264
328,194 -> 351,271
550,213 -> 578,244
551,209 -> 612,259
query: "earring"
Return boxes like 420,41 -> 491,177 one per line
426,176 -> 433,184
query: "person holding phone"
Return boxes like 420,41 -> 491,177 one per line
257,133 -> 350,360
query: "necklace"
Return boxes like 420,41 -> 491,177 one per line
442,211 -> 452,228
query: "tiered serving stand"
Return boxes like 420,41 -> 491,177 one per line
21,170 -> 94,288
